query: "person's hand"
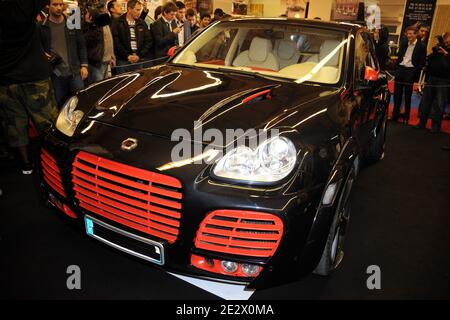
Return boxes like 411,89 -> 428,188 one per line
110,59 -> 116,67
438,47 -> 448,56
173,27 -> 182,34
84,12 -> 92,24
44,52 -> 52,60
80,66 -> 88,80
128,55 -> 139,63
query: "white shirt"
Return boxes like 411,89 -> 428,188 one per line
400,39 -> 417,68
176,19 -> 185,46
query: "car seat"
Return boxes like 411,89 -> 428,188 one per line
232,37 -> 280,71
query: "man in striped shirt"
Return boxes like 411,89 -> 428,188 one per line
112,0 -> 153,73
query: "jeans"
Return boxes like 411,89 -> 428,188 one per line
88,62 -> 109,84
418,76 -> 449,128
52,73 -> 84,108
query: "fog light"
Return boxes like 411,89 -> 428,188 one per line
221,260 -> 238,273
241,263 -> 261,276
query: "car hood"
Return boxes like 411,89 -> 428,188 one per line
83,64 -> 339,144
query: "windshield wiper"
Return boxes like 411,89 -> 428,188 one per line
167,62 -> 205,70
216,67 -> 293,83
168,63 -> 285,82
215,67 -> 274,80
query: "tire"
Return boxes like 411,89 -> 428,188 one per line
313,168 -> 354,276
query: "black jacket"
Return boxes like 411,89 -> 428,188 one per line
38,17 -> 88,75
84,24 -> 104,66
112,14 -> 152,61
396,39 -> 426,79
0,0 -> 49,85
427,49 -> 450,80
151,17 -> 178,58
83,14 -> 113,67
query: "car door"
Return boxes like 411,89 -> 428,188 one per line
351,31 -> 380,147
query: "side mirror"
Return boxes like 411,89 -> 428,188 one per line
364,66 -> 379,81
167,46 -> 177,57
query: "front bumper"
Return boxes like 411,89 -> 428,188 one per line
39,126 -> 325,289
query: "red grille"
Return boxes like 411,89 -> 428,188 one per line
72,151 -> 182,243
41,149 -> 66,198
195,210 -> 283,258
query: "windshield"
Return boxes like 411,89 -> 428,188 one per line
172,20 -> 348,85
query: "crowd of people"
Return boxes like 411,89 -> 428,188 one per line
0,0 -> 226,176
44,0 -> 223,102
373,23 -> 449,134
0,0 -> 449,180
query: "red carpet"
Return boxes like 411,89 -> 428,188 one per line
388,104 -> 450,134
387,80 -> 450,134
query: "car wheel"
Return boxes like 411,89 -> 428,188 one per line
313,168 -> 354,276
365,111 -> 387,163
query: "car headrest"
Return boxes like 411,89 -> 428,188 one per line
319,39 -> 341,66
249,37 -> 273,62
177,50 -> 197,64
276,40 -> 297,60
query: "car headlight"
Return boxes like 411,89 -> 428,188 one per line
213,136 -> 297,183
55,96 -> 84,137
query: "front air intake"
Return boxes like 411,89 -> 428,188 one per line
195,210 -> 283,258
72,151 -> 182,244
41,149 -> 66,198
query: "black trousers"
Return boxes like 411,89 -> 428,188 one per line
418,76 -> 450,128
393,66 -> 417,121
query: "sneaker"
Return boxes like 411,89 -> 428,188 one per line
21,162 -> 33,175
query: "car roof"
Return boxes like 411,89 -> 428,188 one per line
223,17 -> 363,33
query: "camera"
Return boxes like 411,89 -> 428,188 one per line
432,35 -> 445,54
85,1 -> 110,27
48,51 -> 62,68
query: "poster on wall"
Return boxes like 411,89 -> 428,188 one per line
332,0 -> 359,21
147,0 -> 163,20
232,0 -> 248,15
364,0 -> 381,30
400,0 -> 436,47
117,0 -> 127,12
197,0 -> 213,14
184,0 -> 197,10
116,0 -> 162,19
285,0 -> 307,18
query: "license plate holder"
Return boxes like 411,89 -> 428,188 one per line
84,215 -> 165,265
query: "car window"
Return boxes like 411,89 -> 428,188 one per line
354,32 -> 379,86
173,21 -> 348,85
365,34 -> 379,70
196,28 -> 239,63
